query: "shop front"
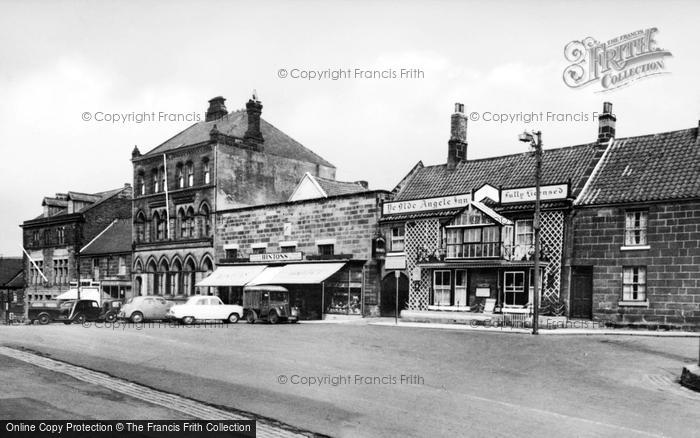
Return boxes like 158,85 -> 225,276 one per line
196,260 -> 366,320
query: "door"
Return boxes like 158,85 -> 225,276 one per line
141,297 -> 156,319
571,266 -> 593,319
454,270 -> 467,307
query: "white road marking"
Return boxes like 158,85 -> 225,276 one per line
0,346 -> 311,438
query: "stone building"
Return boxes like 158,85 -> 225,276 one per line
130,95 -> 336,298
570,120 -> 700,329
0,257 -> 24,322
20,185 -> 132,304
203,188 -> 389,319
379,103 -> 612,319
79,218 -> 133,300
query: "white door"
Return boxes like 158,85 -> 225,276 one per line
454,270 -> 467,307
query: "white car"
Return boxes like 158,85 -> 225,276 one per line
166,295 -> 243,325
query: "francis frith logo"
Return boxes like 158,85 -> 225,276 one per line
563,28 -> 672,92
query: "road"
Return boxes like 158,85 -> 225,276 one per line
1,321 -> 699,438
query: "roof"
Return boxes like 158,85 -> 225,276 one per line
0,258 -> 23,286
576,127 -> 700,205
80,219 -> 132,255
315,175 -> 369,197
141,110 -> 334,168
394,143 -> 600,201
27,186 -> 130,223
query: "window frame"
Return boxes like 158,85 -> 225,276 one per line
624,211 -> 648,246
390,226 -> 405,252
621,266 -> 647,302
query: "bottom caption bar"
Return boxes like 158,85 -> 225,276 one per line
3,420 -> 256,437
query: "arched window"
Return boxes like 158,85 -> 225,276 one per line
186,162 -> 194,187
200,255 -> 214,295
200,203 -> 211,237
202,159 -> 210,184
153,211 -> 165,240
136,172 -> 145,196
157,258 -> 169,296
186,207 -> 195,238
159,166 -> 166,192
178,208 -> 186,238
183,257 -> 196,296
152,169 -> 159,193
135,211 -> 146,243
171,258 -> 182,295
146,259 -> 158,295
176,164 -> 184,189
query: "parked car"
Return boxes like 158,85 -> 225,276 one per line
28,299 -> 104,325
243,286 -> 299,324
119,296 -> 175,323
102,299 -> 123,322
166,295 -> 243,325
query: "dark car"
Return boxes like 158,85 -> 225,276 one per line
243,286 -> 299,324
102,299 -> 123,322
28,299 -> 104,325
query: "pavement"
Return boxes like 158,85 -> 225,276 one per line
1,322 -> 699,437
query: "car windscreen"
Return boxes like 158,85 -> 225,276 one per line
60,302 -> 74,309
269,291 -> 288,302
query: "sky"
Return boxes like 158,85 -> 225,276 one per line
1,0 -> 699,256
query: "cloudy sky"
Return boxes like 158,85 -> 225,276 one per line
1,0 -> 699,256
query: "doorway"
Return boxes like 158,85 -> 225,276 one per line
381,272 -> 409,317
571,266 -> 593,319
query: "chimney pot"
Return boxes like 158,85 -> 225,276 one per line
244,98 -> 264,144
597,101 -> 616,144
447,103 -> 468,169
206,96 -> 228,122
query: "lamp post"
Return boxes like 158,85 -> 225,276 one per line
519,130 -> 543,335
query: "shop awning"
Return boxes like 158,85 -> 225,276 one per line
248,262 -> 346,285
196,265 -> 267,287
246,266 -> 285,286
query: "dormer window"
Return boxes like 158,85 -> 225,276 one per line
443,203 -> 510,259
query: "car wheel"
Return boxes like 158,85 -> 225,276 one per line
130,312 -> 144,323
227,313 -> 239,324
74,314 -> 86,325
182,316 -> 195,325
246,311 -> 257,324
105,312 -> 117,323
269,311 -> 280,324
38,314 -> 50,325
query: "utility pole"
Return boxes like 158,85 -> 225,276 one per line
519,131 -> 543,335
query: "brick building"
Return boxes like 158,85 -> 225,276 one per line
203,189 -> 389,319
380,103 -> 611,319
79,218 -> 133,300
131,95 -> 336,298
569,121 -> 700,329
20,185 -> 132,304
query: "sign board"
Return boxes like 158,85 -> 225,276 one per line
475,287 -> 491,297
249,252 -> 303,262
385,254 -> 406,270
500,184 -> 568,204
382,193 -> 472,215
411,267 -> 422,282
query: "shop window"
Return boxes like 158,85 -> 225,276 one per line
318,244 -> 334,255
454,270 -> 467,307
624,211 -> 647,246
225,248 -> 238,259
622,266 -> 646,301
432,270 -> 451,306
325,268 -> 362,315
503,271 -> 525,306
252,247 -> 266,255
391,227 -> 405,252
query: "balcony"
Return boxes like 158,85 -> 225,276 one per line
445,243 -> 536,261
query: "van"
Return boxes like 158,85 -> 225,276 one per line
243,286 -> 299,324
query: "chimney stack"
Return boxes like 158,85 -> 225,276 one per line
447,103 -> 468,170
355,180 -> 369,189
205,96 -> 228,122
597,101 -> 616,144
244,94 -> 264,144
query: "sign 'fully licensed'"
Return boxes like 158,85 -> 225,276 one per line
501,184 -> 569,204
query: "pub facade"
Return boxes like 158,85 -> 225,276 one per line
380,103 -> 613,319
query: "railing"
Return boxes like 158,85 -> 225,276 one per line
445,243 -> 536,261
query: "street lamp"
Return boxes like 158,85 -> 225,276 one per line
519,130 -> 543,335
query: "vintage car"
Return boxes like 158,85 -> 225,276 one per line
28,299 -> 104,325
166,295 -> 243,325
118,296 -> 175,323
102,299 -> 123,322
243,286 -> 299,324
